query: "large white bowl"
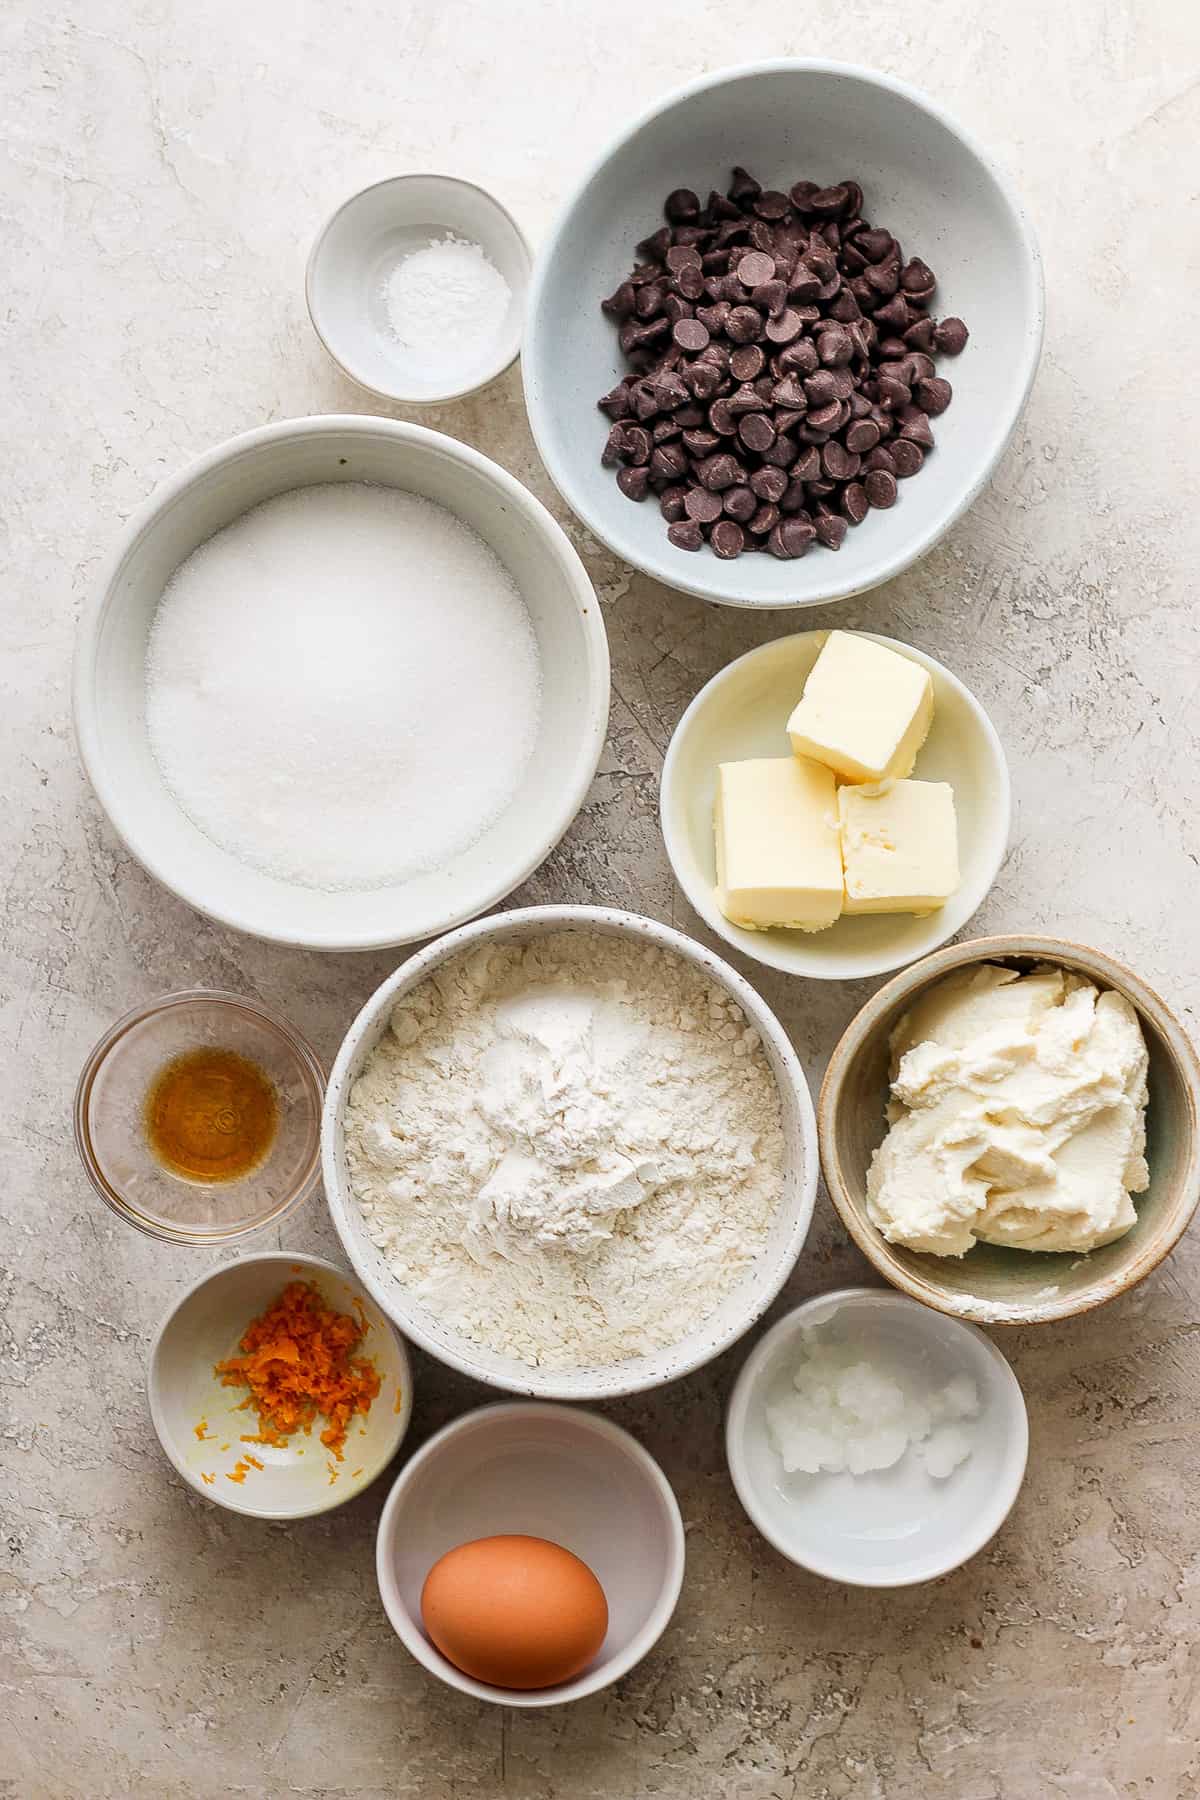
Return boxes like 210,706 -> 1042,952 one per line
376,1402 -> 685,1706
660,630 -> 1011,980
524,60 -> 1043,608
73,416 -> 609,950
322,905 -> 819,1400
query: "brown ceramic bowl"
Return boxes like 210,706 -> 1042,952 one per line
819,935 -> 1200,1325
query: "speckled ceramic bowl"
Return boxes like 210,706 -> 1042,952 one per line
323,905 -> 818,1399
819,936 -> 1200,1324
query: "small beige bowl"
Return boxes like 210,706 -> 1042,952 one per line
819,936 -> 1200,1324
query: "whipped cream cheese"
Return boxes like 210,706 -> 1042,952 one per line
867,962 -> 1149,1257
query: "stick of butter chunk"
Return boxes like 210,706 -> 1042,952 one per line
714,757 -> 843,932
839,779 -> 959,915
787,631 -> 933,782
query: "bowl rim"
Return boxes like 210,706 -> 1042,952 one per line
659,628 -> 1012,980
322,902 -> 820,1399
71,413 -> 610,952
146,1250 -> 414,1520
373,1399 -> 686,1705
305,172 -> 532,404
818,935 -> 1200,1323
724,1286 -> 1029,1585
72,987 -> 326,1245
523,56 -> 1045,609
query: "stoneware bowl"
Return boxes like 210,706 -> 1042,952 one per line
148,1252 -> 413,1519
523,59 -> 1043,608
306,174 -> 531,404
73,416 -> 609,950
660,629 -> 1009,980
819,937 -> 1200,1324
375,1402 -> 685,1705
727,1288 -> 1028,1585
323,904 -> 819,1400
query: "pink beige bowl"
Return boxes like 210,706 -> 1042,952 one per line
818,935 -> 1200,1325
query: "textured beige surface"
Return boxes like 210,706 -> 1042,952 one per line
3,3 -> 1200,1795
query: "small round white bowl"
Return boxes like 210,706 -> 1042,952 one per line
660,629 -> 1010,981
323,904 -> 819,1400
73,416 -> 609,951
307,174 -> 531,404
376,1402 -> 685,1706
726,1287 -> 1027,1585
524,59 -> 1043,608
147,1252 -> 413,1519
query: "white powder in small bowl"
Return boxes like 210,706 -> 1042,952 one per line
145,483 -> 542,891
380,234 -> 512,376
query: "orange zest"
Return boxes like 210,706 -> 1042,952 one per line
214,1281 -> 382,1460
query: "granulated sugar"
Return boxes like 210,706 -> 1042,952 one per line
145,483 -> 541,890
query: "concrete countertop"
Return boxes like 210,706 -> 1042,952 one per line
3,2 -> 1198,1794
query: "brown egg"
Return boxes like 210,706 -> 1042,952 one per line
421,1534 -> 608,1690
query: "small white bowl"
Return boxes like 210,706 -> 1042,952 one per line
307,174 -> 531,404
148,1252 -> 412,1519
660,629 -> 1010,981
323,904 -> 818,1400
73,415 -> 609,951
375,1402 -> 685,1706
524,59 -> 1043,608
726,1287 -> 1027,1585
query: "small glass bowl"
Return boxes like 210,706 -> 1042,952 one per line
74,991 -> 325,1245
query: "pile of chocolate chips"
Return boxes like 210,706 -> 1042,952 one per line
597,169 -> 968,559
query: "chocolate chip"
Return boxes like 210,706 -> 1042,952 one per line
808,184 -> 850,216
598,384 -> 632,419
728,344 -> 766,383
750,465 -> 788,502
774,408 -> 805,435
891,439 -> 924,478
739,413 -> 777,453
845,418 -> 881,453
617,465 -> 650,500
673,318 -> 711,353
682,428 -> 720,458
667,520 -> 703,550
841,482 -> 870,523
601,280 -> 638,318
863,445 -> 896,475
792,445 -> 822,483
778,338 -> 819,376
677,263 -> 707,300
904,316 -> 937,352
659,486 -> 687,522
726,305 -> 764,344
877,375 -> 912,411
697,453 -> 743,491
864,469 -> 898,508
728,165 -> 762,203
708,397 -> 737,435
748,503 -> 780,536
865,258 -> 900,298
735,250 -> 776,288
759,435 -> 798,468
753,189 -> 791,220
767,517 -> 816,558
817,327 -> 854,367
664,188 -> 700,223
906,351 -> 936,383
900,257 -> 936,300
650,443 -> 690,482
723,484 -> 757,522
821,440 -> 859,480
711,519 -> 746,558
916,376 -> 952,416
873,293 -> 911,335
813,510 -> 847,550
764,308 -> 804,345
934,316 -> 969,355
684,487 -> 723,523
806,400 -> 842,432
899,410 -> 935,448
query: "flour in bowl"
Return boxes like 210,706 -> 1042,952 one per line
344,931 -> 787,1369
145,483 -> 542,891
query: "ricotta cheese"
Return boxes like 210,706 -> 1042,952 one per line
866,962 -> 1150,1257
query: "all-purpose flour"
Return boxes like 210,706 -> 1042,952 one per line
345,931 -> 786,1369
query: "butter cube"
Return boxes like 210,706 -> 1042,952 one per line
787,630 -> 933,783
714,757 -> 843,933
839,779 -> 959,915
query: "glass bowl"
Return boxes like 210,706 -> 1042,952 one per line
74,990 -> 325,1245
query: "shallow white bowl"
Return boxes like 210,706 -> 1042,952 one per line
323,904 -> 818,1400
660,629 -> 1010,981
148,1252 -> 412,1519
73,416 -> 609,950
726,1287 -> 1027,1585
376,1402 -> 684,1706
524,59 -> 1043,608
307,174 -> 531,404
